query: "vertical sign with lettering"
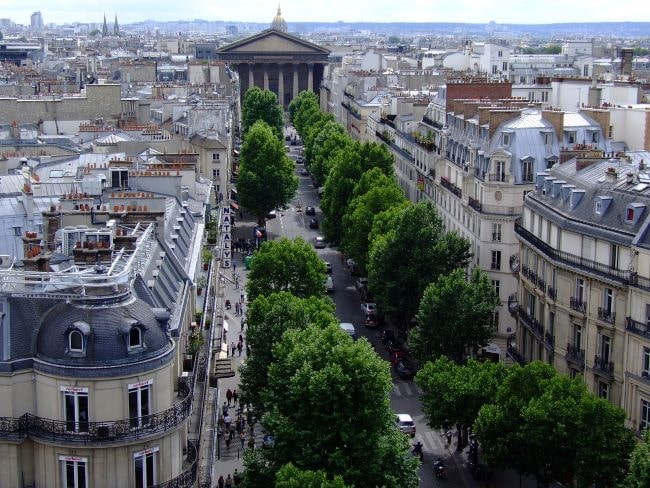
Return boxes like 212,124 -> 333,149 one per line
221,206 -> 231,268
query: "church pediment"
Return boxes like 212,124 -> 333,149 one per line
219,30 -> 329,55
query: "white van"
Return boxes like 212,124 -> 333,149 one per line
339,322 -> 356,340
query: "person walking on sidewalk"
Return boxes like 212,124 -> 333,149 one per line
222,402 -> 228,416
226,388 -> 233,406
232,389 -> 238,405
217,475 -> 224,488
237,341 -> 243,356
240,431 -> 245,449
231,341 -> 236,357
225,474 -> 233,488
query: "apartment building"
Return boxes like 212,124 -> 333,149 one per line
512,152 -> 650,433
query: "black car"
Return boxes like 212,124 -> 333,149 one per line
308,219 -> 319,229
365,311 -> 384,329
305,206 -> 316,216
394,360 -> 415,380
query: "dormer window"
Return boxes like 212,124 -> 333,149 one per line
66,321 -> 90,356
502,133 -> 511,146
625,203 -> 646,225
129,327 -> 142,348
69,330 -> 83,352
567,131 -> 576,144
121,318 -> 146,352
595,200 -> 602,215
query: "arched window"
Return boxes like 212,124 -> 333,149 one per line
129,327 -> 142,348
69,330 -> 83,352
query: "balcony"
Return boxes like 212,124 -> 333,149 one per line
515,222 -> 631,284
625,317 -> 650,339
152,441 -> 198,488
547,286 -> 557,301
593,355 -> 615,377
507,343 -> 526,365
570,297 -> 586,314
422,115 -> 443,130
517,306 -> 544,341
440,176 -> 462,198
468,196 -> 482,212
597,307 -> 615,325
545,331 -> 555,349
0,377 -> 192,444
488,173 -> 507,183
566,343 -> 585,366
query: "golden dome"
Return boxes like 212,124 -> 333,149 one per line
271,5 -> 288,32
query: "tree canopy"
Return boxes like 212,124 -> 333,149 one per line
474,362 -> 635,487
238,292 -> 337,414
367,201 -> 471,325
410,268 -> 499,363
288,90 -> 319,128
237,120 -> 298,225
242,86 -> 284,141
244,324 -> 419,488
622,430 -> 650,488
275,464 -> 351,488
340,168 -> 406,274
246,237 -> 327,302
306,121 -> 350,187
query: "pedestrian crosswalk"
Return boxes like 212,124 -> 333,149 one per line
391,381 -> 422,398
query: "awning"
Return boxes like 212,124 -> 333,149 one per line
222,320 -> 229,332
230,202 -> 239,210
483,342 -> 501,355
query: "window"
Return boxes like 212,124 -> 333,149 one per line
495,160 -> 505,181
643,347 -> 650,377
60,456 -> 88,488
574,324 -> 582,348
212,152 -> 220,160
541,91 -> 549,103
584,64 -> 589,77
568,132 -> 576,144
491,223 -> 502,242
492,280 -> 500,297
69,330 -> 83,352
598,334 -> 611,363
492,311 -> 500,328
129,380 -> 152,427
626,207 -> 635,222
610,244 -> 618,268
502,61 -> 508,71
591,131 -> 599,143
491,250 -> 501,270
110,169 -> 129,188
575,278 -> 585,302
492,65 -> 498,74
544,132 -> 553,145
595,200 -> 602,215
608,125 -> 613,138
548,311 -> 555,336
497,50 -> 503,57
134,447 -> 158,488
602,288 -> 614,316
641,399 -> 650,431
502,133 -> 510,146
598,381 -> 609,400
62,387 -> 89,433
12,226 -> 22,236
522,159 -> 534,182
129,327 -> 142,348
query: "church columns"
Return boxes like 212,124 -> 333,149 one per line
307,63 -> 314,93
248,64 -> 254,89
293,64 -> 299,98
278,65 -> 285,107
263,65 -> 269,90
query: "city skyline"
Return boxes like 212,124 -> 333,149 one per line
2,0 -> 649,26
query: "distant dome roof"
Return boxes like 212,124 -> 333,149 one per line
270,5 -> 288,33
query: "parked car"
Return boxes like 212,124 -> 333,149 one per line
361,302 -> 377,314
296,156 -> 304,164
394,360 -> 415,380
300,167 -> 309,176
385,338 -> 406,354
364,311 -> 384,329
305,205 -> 316,216
323,261 -> 332,274
309,219 -> 319,229
317,187 -> 325,197
325,276 -> 334,293
314,236 -> 326,249
339,322 -> 357,340
389,350 -> 409,366
265,210 -> 277,219
262,433 -> 275,448
355,277 -> 368,291
395,414 -> 416,436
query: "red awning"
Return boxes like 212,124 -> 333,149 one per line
230,202 -> 239,210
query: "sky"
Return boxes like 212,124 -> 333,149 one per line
2,0 -> 649,26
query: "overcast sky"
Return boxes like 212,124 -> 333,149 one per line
3,0 -> 648,25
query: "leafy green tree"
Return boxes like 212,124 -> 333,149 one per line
237,120 -> 297,225
242,86 -> 284,141
247,237 -> 327,302
415,358 -> 509,449
306,121 -> 350,187
474,362 -> 634,488
289,90 -> 319,127
245,324 -> 418,488
239,292 -> 337,414
340,169 -> 406,273
622,430 -> 650,488
275,463 -> 351,488
367,201 -> 471,325
410,268 -> 498,363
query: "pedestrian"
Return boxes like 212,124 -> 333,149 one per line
233,469 -> 241,485
248,436 -> 255,449
231,341 -> 236,357
232,389 -> 238,404
222,402 -> 228,416
217,475 -> 225,488
237,341 -> 243,356
240,431 -> 245,449
240,319 -> 245,332
225,474 -> 233,488
240,293 -> 245,304
226,388 -> 233,406
225,435 -> 231,449
446,430 -> 452,445
233,261 -> 237,273
224,414 -> 232,431
239,334 -> 244,344
235,302 -> 240,316
230,425 -> 236,441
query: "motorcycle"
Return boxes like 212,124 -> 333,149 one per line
433,459 -> 445,479
412,441 -> 423,461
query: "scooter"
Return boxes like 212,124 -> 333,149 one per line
412,441 -> 423,461
433,459 -> 445,479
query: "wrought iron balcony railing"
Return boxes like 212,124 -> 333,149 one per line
0,377 -> 192,444
507,343 -> 526,365
440,176 -> 462,198
566,343 -> 585,365
625,317 -> 650,339
597,307 -> 615,325
547,286 -> 557,301
593,355 -> 615,377
468,196 -> 482,212
152,440 -> 198,488
570,297 -> 586,314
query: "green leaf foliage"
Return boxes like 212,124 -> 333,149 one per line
247,325 -> 419,488
239,292 -> 337,414
238,120 -> 298,224
242,86 -> 284,141
289,91 -> 319,129
306,122 -> 350,187
473,362 -> 634,487
246,237 -> 327,302
415,358 -> 509,431
410,268 -> 499,363
367,201 -> 471,325
622,430 -> 650,488
275,463 -> 351,488
340,169 -> 406,274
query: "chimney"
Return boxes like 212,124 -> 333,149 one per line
605,167 -> 618,184
542,109 -> 564,140
620,48 -> 633,77
488,109 -> 521,137
10,120 -> 20,140
627,172 -> 634,185
580,108 -> 610,138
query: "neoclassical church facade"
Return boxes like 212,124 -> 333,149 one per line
216,7 -> 330,107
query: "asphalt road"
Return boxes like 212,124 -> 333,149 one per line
264,136 -> 537,488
